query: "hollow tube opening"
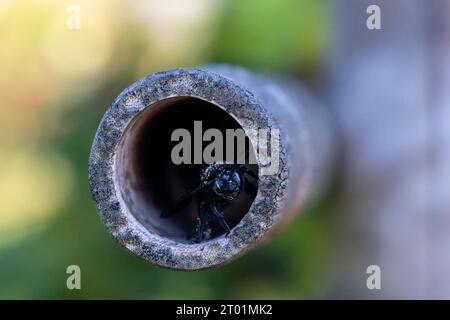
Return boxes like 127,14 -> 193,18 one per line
115,96 -> 258,243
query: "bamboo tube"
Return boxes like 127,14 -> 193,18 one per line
88,65 -> 336,270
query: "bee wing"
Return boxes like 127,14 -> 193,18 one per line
160,187 -> 202,218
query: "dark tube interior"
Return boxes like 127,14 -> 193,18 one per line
115,97 -> 258,243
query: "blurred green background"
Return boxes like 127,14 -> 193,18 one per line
0,0 -> 334,299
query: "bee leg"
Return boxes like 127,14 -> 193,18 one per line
211,204 -> 231,235
195,201 -> 208,243
161,186 -> 202,218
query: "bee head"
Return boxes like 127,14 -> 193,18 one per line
212,170 -> 241,200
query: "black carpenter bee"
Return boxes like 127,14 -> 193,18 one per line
161,162 -> 258,242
